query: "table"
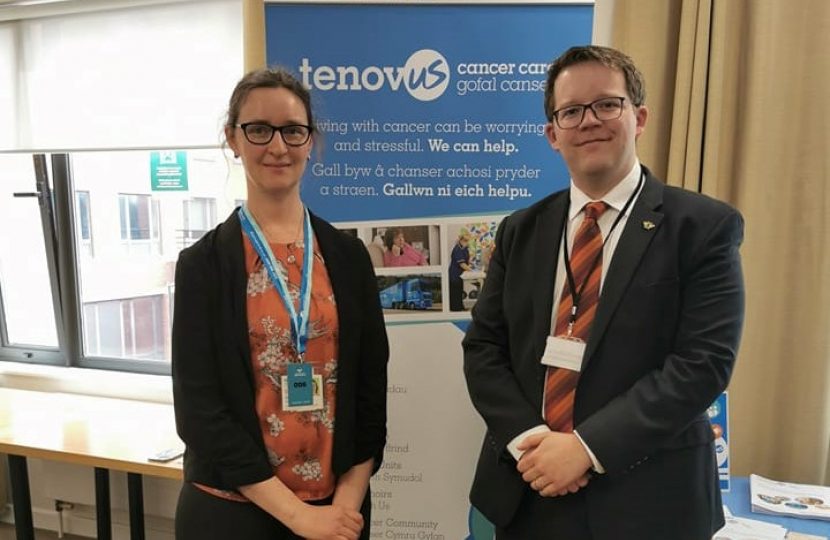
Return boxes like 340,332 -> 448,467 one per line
0,388 -> 183,540
723,476 -> 830,537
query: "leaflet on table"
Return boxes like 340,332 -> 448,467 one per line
785,533 -> 829,540
751,474 -> 830,521
714,507 -> 787,540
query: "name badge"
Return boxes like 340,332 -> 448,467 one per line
540,336 -> 586,372
282,363 -> 324,412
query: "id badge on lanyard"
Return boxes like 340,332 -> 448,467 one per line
239,205 -> 324,412
282,363 -> 324,412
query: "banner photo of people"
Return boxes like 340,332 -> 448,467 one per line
264,2 -> 593,539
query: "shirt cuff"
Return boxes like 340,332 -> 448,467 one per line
506,425 -> 551,461
573,429 -> 605,474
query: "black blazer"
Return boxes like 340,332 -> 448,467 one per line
463,168 -> 745,540
172,209 -> 388,493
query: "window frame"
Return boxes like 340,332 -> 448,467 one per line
0,155 -> 66,365
0,0 -> 242,375
0,152 -> 175,375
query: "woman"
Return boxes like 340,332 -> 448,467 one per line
448,233 -> 472,311
172,66 -> 389,540
382,229 -> 427,267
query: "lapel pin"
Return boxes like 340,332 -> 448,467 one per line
642,221 -> 656,230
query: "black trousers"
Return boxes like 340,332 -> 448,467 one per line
176,482 -> 372,540
176,482 -> 300,540
496,489 -> 592,540
449,279 -> 464,311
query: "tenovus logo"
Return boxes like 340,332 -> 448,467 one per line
298,50 -> 450,101
402,50 -> 450,101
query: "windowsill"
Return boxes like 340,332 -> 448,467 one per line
0,361 -> 173,404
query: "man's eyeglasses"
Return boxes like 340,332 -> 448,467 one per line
551,97 -> 626,130
235,123 -> 312,146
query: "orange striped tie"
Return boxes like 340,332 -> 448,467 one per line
544,201 -> 608,432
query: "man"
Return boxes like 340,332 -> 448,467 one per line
462,45 -> 745,540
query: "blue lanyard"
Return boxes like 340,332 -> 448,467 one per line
239,204 -> 314,360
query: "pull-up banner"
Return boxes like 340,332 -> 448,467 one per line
265,2 -> 592,221
265,3 -> 592,539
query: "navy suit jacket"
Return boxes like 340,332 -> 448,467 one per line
463,168 -> 745,540
172,210 -> 388,497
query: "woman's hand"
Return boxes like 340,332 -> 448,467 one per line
286,502 -> 364,540
240,477 -> 363,540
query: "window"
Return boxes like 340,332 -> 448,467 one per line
119,194 -> 162,255
0,0 -> 243,374
76,191 -> 93,257
181,197 -> 217,248
0,148 -> 245,372
83,295 -> 167,361
0,154 -> 60,350
75,149 -> 240,369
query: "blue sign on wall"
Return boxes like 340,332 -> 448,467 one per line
265,3 -> 593,222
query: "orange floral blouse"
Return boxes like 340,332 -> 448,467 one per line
196,231 -> 339,502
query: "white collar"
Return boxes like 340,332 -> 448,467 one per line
568,160 -> 642,220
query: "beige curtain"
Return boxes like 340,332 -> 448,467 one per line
610,0 -> 830,484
